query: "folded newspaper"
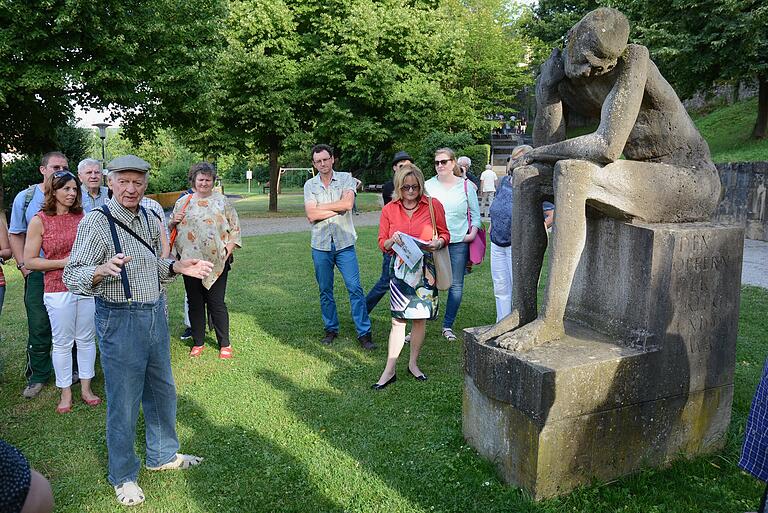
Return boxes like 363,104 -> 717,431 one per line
392,233 -> 429,268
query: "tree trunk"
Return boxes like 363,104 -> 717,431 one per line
268,141 -> 280,212
752,74 -> 768,139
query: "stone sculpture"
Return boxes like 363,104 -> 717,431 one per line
477,7 -> 722,351
463,8 -> 742,499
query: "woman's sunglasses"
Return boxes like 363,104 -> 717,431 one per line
434,159 -> 452,167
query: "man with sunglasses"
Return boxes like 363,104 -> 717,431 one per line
304,144 -> 375,350
9,151 -> 69,398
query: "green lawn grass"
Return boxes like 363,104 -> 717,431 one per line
221,187 -> 382,218
0,228 -> 766,512
693,97 -> 768,163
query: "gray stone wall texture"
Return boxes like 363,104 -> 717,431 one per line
714,162 -> 768,241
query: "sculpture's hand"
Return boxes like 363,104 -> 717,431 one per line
539,48 -> 566,91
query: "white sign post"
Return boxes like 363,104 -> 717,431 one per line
246,169 -> 253,193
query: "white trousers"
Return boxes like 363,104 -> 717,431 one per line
490,242 -> 513,322
43,291 -> 96,388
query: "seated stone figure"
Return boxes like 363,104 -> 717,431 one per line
478,7 -> 722,351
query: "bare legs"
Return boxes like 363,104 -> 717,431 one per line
375,318 -> 427,385
483,159 -> 718,351
58,378 -> 100,411
477,164 -> 551,344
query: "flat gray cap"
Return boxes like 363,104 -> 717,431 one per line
107,154 -> 151,173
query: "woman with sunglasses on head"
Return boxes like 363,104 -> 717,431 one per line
372,164 -> 449,389
23,171 -> 100,413
424,148 -> 481,341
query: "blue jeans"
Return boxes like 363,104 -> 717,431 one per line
96,297 -> 180,486
311,244 -> 371,337
444,242 -> 469,330
365,252 -> 392,313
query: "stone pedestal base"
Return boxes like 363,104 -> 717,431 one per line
463,220 -> 743,499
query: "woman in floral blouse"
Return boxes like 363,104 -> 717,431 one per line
170,162 -> 242,359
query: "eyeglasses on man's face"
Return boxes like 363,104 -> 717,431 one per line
48,164 -> 69,171
434,159 -> 452,167
400,184 -> 420,192
313,157 -> 332,166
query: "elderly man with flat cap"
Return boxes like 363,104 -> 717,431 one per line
63,155 -> 213,507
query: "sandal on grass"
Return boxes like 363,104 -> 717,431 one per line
219,346 -> 233,359
189,345 -> 204,357
115,481 -> 145,507
146,453 -> 203,471
442,328 -> 457,341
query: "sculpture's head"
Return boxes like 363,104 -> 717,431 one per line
564,8 -> 629,79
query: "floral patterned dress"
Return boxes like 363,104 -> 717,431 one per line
171,191 -> 242,289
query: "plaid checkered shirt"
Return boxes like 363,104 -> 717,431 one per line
740,358 -> 768,481
63,198 -> 175,303
303,171 -> 358,251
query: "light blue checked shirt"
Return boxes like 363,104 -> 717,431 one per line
303,171 -> 357,251
81,185 -> 110,213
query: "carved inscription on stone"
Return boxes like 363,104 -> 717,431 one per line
667,232 -> 740,355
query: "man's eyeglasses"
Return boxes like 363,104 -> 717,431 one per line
49,165 -> 69,171
434,159 -> 452,167
313,157 -> 332,166
400,184 -> 420,192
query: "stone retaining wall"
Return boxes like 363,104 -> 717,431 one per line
714,162 -> 768,241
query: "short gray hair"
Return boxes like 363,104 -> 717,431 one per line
78,158 -> 102,173
457,156 -> 471,168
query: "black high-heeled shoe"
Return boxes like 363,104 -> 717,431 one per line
408,369 -> 428,381
371,374 -> 397,390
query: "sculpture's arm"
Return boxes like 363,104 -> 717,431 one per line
528,44 -> 650,165
533,49 -> 567,147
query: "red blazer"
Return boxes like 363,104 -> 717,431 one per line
378,195 -> 450,253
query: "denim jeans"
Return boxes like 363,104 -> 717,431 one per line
365,252 -> 392,313
444,242 -> 469,329
96,297 -> 180,486
311,244 -> 371,337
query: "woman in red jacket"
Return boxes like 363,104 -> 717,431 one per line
372,164 -> 450,390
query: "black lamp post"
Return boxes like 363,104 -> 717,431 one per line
92,122 -> 111,168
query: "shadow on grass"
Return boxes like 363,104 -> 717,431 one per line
172,395 -> 342,512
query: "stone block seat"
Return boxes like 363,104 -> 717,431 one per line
463,217 -> 744,499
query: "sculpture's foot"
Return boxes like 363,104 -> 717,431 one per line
476,311 -> 521,344
496,319 -> 564,352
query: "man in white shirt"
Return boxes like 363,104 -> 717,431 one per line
479,164 -> 497,218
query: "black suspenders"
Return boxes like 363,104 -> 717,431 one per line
97,205 -> 158,301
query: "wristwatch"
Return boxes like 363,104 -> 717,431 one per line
16,262 -> 24,270
166,259 -> 177,277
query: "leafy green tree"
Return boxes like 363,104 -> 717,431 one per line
215,0 -> 303,211
623,0 -> 768,139
0,0 -> 225,207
